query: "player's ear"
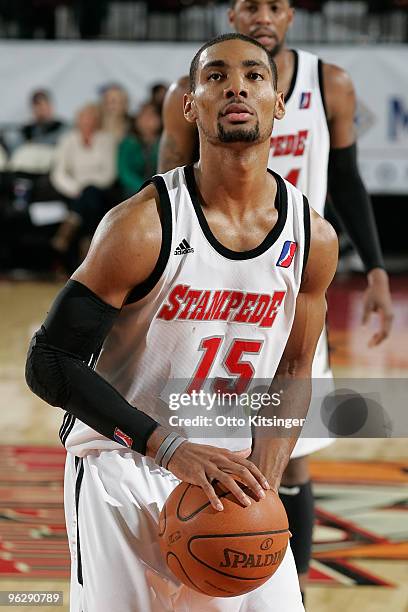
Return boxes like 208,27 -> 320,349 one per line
184,92 -> 197,123
287,6 -> 295,29
227,7 -> 235,27
274,92 -> 285,121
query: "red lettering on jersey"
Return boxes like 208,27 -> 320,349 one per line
190,291 -> 211,320
215,339 -> 263,395
203,290 -> 231,320
284,134 -> 295,156
158,288 -> 286,326
285,168 -> 301,187
247,294 -> 271,324
219,291 -> 244,321
274,135 -> 286,156
233,293 -> 259,323
157,284 -> 189,320
293,130 -> 308,157
259,291 -> 286,328
178,290 -> 202,319
270,130 -> 309,158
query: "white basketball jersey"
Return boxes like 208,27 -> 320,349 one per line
269,49 -> 330,216
61,165 -> 310,456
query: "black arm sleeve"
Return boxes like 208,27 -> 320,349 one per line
25,279 -> 159,455
328,143 -> 385,272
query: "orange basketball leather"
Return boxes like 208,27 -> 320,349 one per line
159,482 -> 290,597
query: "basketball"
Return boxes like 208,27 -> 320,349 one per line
158,481 -> 290,598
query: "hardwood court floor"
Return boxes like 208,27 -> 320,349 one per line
0,276 -> 407,611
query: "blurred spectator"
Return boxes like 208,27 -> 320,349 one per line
0,133 -> 10,156
73,0 -> 109,39
393,0 -> 408,41
4,89 -> 66,233
21,89 -> 66,146
0,144 -> 7,171
50,103 -> 116,256
150,82 -> 168,115
295,1 -> 326,10
13,0 -> 58,39
118,102 -> 161,198
100,83 -> 131,143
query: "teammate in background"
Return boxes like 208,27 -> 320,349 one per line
26,34 -> 337,611
158,0 -> 394,598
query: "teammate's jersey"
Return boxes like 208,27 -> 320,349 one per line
269,49 -> 330,216
61,165 -> 310,456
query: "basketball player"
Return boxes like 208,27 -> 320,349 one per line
158,0 -> 394,596
26,34 -> 337,611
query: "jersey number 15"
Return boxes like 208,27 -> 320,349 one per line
187,336 -> 264,395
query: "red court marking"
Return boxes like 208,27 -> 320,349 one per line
0,446 -> 405,584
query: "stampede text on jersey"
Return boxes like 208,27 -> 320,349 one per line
157,285 -> 286,329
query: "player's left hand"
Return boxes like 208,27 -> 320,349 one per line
362,268 -> 393,347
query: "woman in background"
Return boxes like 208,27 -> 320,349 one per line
118,102 -> 161,198
100,83 -> 130,143
50,103 -> 117,258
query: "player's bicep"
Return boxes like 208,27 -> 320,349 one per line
72,185 -> 162,308
324,63 -> 356,148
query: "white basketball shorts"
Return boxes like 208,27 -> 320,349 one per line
64,449 -> 304,612
291,327 -> 335,459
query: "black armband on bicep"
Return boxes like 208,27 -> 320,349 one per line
328,143 -> 385,272
25,280 -> 159,454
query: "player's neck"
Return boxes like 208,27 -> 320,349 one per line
194,144 -> 273,214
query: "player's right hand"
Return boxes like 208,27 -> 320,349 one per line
167,441 -> 270,511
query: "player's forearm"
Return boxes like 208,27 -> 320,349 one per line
25,280 -> 160,455
27,339 -> 159,453
367,267 -> 389,287
250,374 -> 312,491
145,425 -> 172,458
328,143 -> 385,272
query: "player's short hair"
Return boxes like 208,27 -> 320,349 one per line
189,33 -> 278,91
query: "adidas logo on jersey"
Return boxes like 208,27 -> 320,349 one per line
174,239 -> 194,255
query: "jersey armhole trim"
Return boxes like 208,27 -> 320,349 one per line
125,175 -> 173,304
302,195 -> 311,280
285,50 -> 299,105
318,59 -> 329,126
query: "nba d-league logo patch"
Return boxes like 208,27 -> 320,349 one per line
114,427 -> 133,448
299,91 -> 312,109
276,241 -> 297,268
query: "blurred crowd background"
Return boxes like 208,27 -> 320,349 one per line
0,82 -> 167,273
0,1 -> 406,42
0,0 -> 407,276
